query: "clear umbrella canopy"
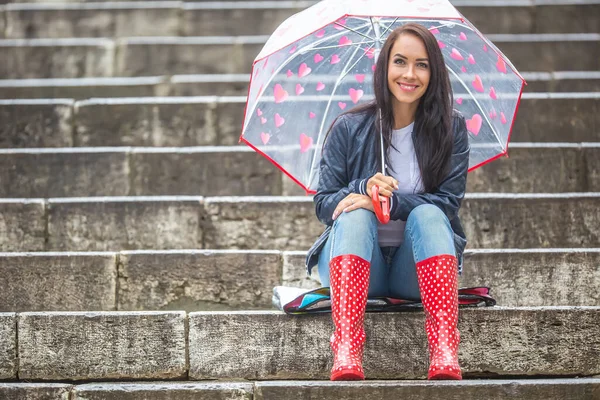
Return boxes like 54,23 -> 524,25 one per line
240,0 -> 526,194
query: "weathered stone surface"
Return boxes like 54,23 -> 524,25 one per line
203,197 -> 322,250
214,98 -> 247,146
0,200 -> 46,252
522,73 -> 600,92
0,38 -> 114,78
466,145 -> 592,193
255,379 -> 600,400
462,250 -> 600,307
586,147 -> 600,191
5,4 -> 180,38
169,74 -> 251,97
74,99 -> 218,146
73,382 -> 253,400
460,194 -> 600,249
189,308 -> 600,379
0,100 -> 74,147
182,5 -> 304,36
129,148 -> 282,196
0,253 -> 116,312
118,250 -> 281,311
201,195 -> 600,251
47,198 -> 202,251
495,35 -> 599,72
0,150 -> 129,197
282,251 -> 320,289
0,313 -> 17,379
0,383 -> 72,400
0,77 -> 163,100
115,38 -> 263,76
513,95 -> 599,142
18,312 -> 187,380
535,4 -> 600,33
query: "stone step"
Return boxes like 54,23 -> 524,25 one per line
1,308 -> 598,380
2,379 -> 600,400
0,144 -> 598,198
0,249 -> 598,312
0,194 -> 598,252
2,0 -> 598,39
2,71 -> 599,99
1,94 -> 598,148
1,34 -> 598,78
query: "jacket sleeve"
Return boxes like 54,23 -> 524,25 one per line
389,113 -> 470,221
314,115 -> 367,226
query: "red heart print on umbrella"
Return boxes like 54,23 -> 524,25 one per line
466,114 -> 483,135
274,84 -> 289,103
300,133 -> 313,153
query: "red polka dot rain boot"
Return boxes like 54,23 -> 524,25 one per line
329,254 -> 370,381
415,254 -> 462,380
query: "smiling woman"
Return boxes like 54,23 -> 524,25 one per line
308,23 -> 469,382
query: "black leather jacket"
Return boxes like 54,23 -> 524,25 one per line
305,109 -> 470,275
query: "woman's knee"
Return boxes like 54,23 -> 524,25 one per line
406,204 -> 452,238
333,208 -> 377,230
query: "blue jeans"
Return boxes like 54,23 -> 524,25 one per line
317,204 -> 456,301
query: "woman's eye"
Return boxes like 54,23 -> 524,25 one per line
418,63 -> 429,68
395,59 -> 404,64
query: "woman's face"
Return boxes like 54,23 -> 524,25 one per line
387,33 -> 431,107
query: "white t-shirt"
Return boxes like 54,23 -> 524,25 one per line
377,122 -> 424,247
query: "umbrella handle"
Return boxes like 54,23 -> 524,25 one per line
370,185 -> 390,224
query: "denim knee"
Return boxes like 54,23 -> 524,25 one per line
332,208 -> 378,241
406,204 -> 452,238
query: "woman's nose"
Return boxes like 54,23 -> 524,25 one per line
403,65 -> 416,79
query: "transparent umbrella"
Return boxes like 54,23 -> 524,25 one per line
240,0 -> 526,197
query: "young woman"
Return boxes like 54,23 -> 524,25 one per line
305,23 -> 470,381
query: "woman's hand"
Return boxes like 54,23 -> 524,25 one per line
367,173 -> 399,198
332,194 -> 376,220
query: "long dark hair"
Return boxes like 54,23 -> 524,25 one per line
327,23 -> 454,193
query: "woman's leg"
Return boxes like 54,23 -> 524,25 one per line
388,204 -> 462,380
315,208 -> 387,381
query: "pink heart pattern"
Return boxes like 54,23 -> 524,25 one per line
497,56 -> 507,73
355,74 -> 365,83
489,109 -> 497,120
298,63 -> 312,78
339,36 -> 352,46
331,55 -> 341,64
364,47 -> 375,59
429,26 -> 440,35
316,29 -> 326,38
275,113 -> 285,128
349,88 -> 364,104
461,66 -> 467,73
296,84 -> 305,96
286,70 -> 293,78
314,53 -> 324,63
466,114 -> 483,136
256,109 -> 263,116
438,40 -> 446,49
289,45 -> 297,54
468,54 -> 476,65
472,75 -> 485,93
260,117 -> 267,125
309,112 -> 316,119
261,132 -> 271,145
300,133 -> 313,153
459,32 -> 467,41
500,112 -> 507,124
455,98 -> 463,105
450,48 -> 464,61
489,87 -> 497,100
334,19 -> 347,30
316,82 -> 325,91
338,102 -> 347,110
273,84 -> 289,103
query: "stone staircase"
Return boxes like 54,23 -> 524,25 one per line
1,0 -> 599,398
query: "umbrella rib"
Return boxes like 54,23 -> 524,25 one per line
334,22 -> 377,42
446,66 -> 504,150
378,17 -> 400,38
308,39 -> 375,52
307,25 -> 375,188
